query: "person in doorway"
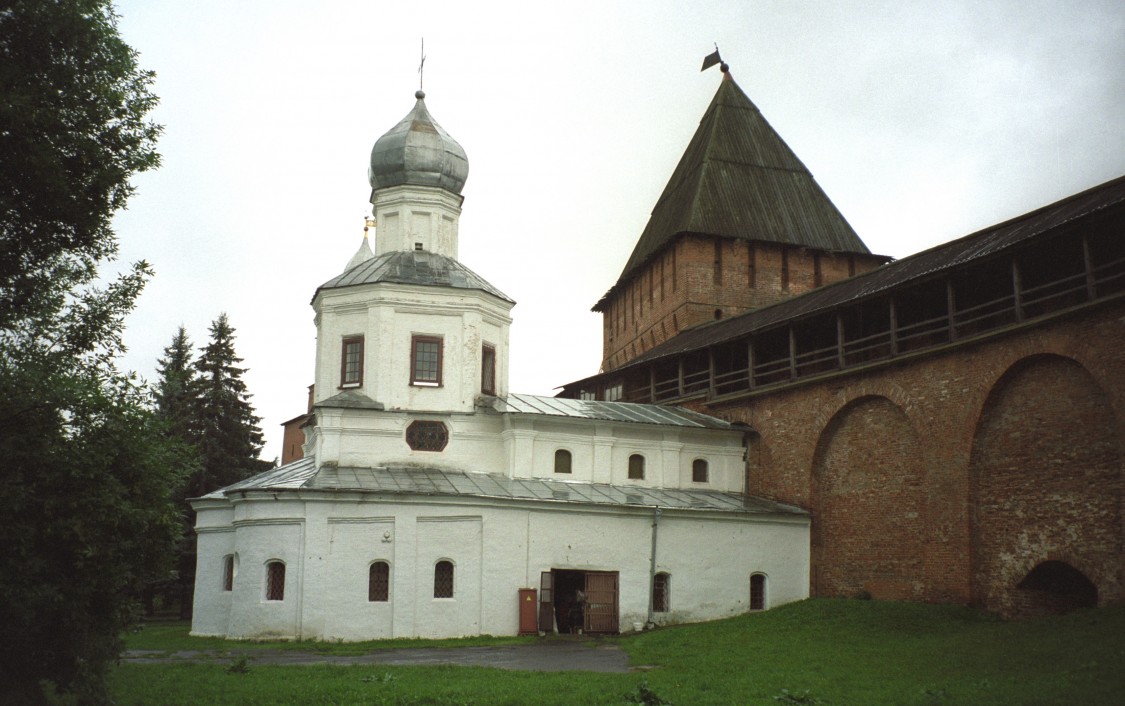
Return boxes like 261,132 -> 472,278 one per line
570,589 -> 586,633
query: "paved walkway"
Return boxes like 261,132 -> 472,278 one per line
123,640 -> 632,673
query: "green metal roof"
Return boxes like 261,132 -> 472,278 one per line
598,74 -> 871,309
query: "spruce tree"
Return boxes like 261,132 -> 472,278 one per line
155,325 -> 200,447
153,326 -> 202,618
193,313 -> 268,496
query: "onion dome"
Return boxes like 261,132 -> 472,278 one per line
368,90 -> 469,195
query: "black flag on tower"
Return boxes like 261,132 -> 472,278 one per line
701,47 -> 722,72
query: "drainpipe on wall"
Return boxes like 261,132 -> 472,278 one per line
646,506 -> 662,629
731,422 -> 754,507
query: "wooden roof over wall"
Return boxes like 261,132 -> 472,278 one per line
596,73 -> 872,310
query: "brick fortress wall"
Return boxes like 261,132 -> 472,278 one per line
707,303 -> 1125,616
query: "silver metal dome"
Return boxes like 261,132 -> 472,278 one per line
368,91 -> 469,195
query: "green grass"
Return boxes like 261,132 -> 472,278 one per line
111,599 -> 1125,705
124,621 -> 536,656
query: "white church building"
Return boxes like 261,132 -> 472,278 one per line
190,89 -> 810,640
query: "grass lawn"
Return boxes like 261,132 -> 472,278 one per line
110,599 -> 1125,705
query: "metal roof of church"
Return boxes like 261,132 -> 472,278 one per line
485,393 -> 734,429
316,249 -> 513,303
597,73 -> 872,310
201,458 -> 805,516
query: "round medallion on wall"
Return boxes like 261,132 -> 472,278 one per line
406,420 -> 449,451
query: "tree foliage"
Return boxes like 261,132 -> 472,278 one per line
192,313 -> 270,497
0,1 -> 181,703
0,0 -> 161,331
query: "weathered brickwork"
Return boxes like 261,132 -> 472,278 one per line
811,396 -> 927,600
712,302 -> 1125,614
969,355 -> 1121,618
600,235 -> 883,371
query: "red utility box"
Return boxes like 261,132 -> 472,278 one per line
518,588 -> 538,635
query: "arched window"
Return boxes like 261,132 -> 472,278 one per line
653,572 -> 670,613
692,459 -> 709,483
266,561 -> 286,601
434,560 -> 454,598
750,573 -> 767,611
367,561 -> 390,602
628,454 -> 645,480
222,554 -> 235,592
554,449 -> 572,474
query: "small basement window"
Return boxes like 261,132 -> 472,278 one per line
434,560 -> 454,598
369,561 -> 390,602
750,573 -> 767,611
222,554 -> 235,592
266,561 -> 286,601
653,572 -> 670,612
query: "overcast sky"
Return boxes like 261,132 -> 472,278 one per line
110,0 -> 1124,462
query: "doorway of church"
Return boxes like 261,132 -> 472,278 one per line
539,569 -> 619,634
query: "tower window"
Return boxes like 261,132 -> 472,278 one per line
481,344 -> 496,395
628,454 -> 645,480
692,459 -> 709,483
414,242 -> 424,251
341,335 -> 363,387
406,420 -> 448,452
411,335 -> 443,386
554,449 -> 572,474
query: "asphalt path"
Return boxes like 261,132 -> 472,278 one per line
123,640 -> 633,673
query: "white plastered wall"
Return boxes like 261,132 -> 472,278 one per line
191,492 -> 809,640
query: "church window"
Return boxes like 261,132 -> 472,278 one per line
692,459 -> 709,483
369,561 -> 390,602
781,248 -> 790,291
434,560 -> 454,598
406,420 -> 448,452
481,344 -> 496,395
604,383 -> 622,402
628,454 -> 645,480
814,252 -> 823,288
411,335 -> 443,386
653,572 -> 670,612
554,449 -> 572,474
222,554 -> 235,591
266,561 -> 285,601
750,573 -> 767,610
341,335 -> 363,387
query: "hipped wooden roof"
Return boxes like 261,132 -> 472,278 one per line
595,74 -> 872,311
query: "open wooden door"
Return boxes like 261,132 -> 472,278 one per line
584,571 -> 619,634
537,571 -> 554,633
